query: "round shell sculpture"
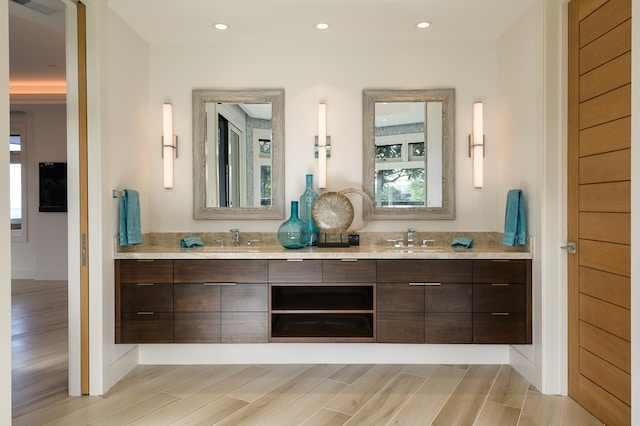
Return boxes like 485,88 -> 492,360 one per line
311,192 -> 355,235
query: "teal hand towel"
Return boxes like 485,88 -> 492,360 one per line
119,189 -> 142,246
180,236 -> 204,248
451,237 -> 474,248
502,189 -> 527,246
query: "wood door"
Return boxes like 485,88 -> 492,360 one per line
568,0 -> 631,424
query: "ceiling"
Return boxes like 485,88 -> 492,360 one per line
9,0 -> 536,94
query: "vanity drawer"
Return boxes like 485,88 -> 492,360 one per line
377,260 -> 472,283
119,259 -> 173,283
120,283 -> 173,312
425,284 -> 472,313
473,260 -> 527,284
268,259 -> 322,282
174,312 -> 221,343
473,284 -> 526,313
376,312 -> 424,343
174,283 -> 221,312
426,313 -> 472,343
174,259 -> 268,283
473,313 -> 528,344
322,259 -> 377,282
376,283 -> 423,312
221,284 -> 268,312
222,312 -> 268,343
120,312 -> 173,343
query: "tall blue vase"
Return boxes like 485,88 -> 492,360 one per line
277,201 -> 309,249
299,174 -> 319,246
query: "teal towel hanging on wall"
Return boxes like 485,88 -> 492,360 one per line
502,189 -> 527,246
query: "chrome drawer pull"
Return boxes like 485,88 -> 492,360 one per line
286,259 -> 304,262
204,282 -> 236,286
491,283 -> 510,286
137,312 -> 155,315
409,282 -> 442,286
491,312 -> 510,316
136,259 -> 155,262
341,259 -> 358,262
136,283 -> 154,286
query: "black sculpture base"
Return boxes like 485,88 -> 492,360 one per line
317,233 -> 350,248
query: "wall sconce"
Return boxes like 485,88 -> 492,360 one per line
315,103 -> 331,189
162,103 -> 178,189
469,101 -> 484,188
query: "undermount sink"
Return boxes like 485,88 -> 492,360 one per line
384,246 -> 445,253
197,247 -> 260,253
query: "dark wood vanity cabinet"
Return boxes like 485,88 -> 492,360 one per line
269,259 -> 376,342
116,259 -> 174,343
376,260 -> 473,344
472,259 -> 532,344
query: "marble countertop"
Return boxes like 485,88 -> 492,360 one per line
114,232 -> 532,260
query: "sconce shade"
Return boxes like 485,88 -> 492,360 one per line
318,103 -> 327,189
472,101 -> 484,188
163,103 -> 176,189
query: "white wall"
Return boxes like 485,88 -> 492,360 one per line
10,106 -> 68,280
147,41 -> 500,233
0,1 -> 12,422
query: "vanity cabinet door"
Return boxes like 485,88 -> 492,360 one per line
116,259 -> 174,344
322,259 -> 377,282
173,284 -> 222,343
221,284 -> 269,343
268,259 -> 322,282
174,259 -> 268,283
376,283 -> 424,343
472,260 -> 531,344
425,284 -> 472,344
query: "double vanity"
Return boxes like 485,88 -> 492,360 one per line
115,232 -> 532,347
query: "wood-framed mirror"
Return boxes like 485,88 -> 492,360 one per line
363,88 -> 455,220
193,88 -> 285,219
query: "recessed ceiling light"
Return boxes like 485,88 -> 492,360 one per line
316,23 -> 329,30
416,21 -> 431,29
214,23 -> 229,30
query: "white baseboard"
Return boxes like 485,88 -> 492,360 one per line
106,346 -> 138,393
509,345 -> 537,389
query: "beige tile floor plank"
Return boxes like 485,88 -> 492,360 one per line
218,364 -> 345,425
129,365 -> 270,426
170,396 -> 249,426
518,390 -> 565,426
91,392 -> 178,425
261,379 -> 348,426
302,408 -> 351,426
228,364 -> 312,403
431,364 -> 500,425
163,364 -> 248,397
388,364 -> 467,425
400,363 -> 439,378
560,395 -> 605,426
346,373 -> 424,425
329,364 -> 375,384
325,364 -> 406,415
12,395 -> 104,426
474,400 -> 521,426
487,365 -> 530,409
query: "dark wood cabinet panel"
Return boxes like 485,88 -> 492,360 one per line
268,260 -> 322,282
322,260 -> 376,282
174,284 -> 221,312
120,312 -> 173,343
222,284 -> 268,312
119,259 -> 173,283
377,260 -> 472,283
473,260 -> 527,284
473,284 -> 526,313
473,313 -> 528,344
376,312 -> 424,343
425,284 -> 472,313
272,285 -> 373,311
221,312 -> 268,343
376,283 -> 423,312
426,313 -> 472,343
120,283 -> 173,312
174,259 -> 268,283
174,312 -> 221,343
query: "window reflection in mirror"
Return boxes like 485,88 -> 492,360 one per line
193,89 -> 284,220
363,89 -> 454,220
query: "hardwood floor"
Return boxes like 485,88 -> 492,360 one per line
12,280 -> 603,425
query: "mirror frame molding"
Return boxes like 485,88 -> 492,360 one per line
193,88 -> 285,219
362,88 -> 455,220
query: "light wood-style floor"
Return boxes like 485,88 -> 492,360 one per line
12,280 -> 604,426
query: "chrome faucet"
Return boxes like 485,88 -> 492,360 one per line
230,228 -> 240,246
407,228 -> 416,247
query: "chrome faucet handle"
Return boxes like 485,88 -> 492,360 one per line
407,228 -> 416,246
421,239 -> 435,247
230,228 -> 240,245
247,239 -> 260,247
386,238 -> 402,248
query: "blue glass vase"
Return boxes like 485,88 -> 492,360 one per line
277,201 -> 309,249
299,174 -> 319,246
